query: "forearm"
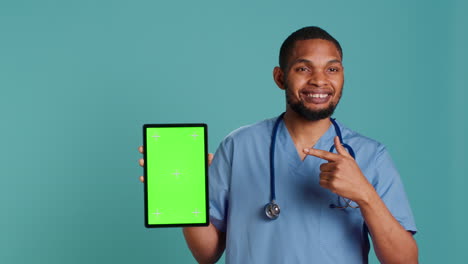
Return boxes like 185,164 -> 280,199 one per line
358,189 -> 418,264
183,222 -> 226,264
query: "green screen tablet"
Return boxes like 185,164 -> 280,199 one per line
143,124 -> 209,228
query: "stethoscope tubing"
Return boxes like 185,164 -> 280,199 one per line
266,113 -> 357,219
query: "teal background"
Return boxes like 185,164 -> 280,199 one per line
1,0 -> 466,263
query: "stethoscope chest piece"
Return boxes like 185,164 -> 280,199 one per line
264,201 -> 280,220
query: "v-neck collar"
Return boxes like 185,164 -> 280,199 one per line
276,118 -> 336,170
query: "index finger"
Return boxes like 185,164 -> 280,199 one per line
138,146 -> 144,154
303,147 -> 340,162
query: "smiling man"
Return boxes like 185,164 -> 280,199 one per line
281,39 -> 344,123
140,26 -> 418,263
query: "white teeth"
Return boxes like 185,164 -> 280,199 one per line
306,94 -> 328,98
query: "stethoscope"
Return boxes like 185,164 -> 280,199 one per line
264,113 -> 358,220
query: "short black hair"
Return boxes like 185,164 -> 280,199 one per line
279,26 -> 342,70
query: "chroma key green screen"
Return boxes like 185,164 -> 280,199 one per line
144,124 -> 208,227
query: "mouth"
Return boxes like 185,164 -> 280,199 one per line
301,90 -> 333,104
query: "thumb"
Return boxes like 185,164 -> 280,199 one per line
208,153 -> 214,166
334,136 -> 352,158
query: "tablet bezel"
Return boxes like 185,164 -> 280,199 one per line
143,123 -> 209,228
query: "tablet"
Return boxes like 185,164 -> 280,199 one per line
143,124 -> 209,228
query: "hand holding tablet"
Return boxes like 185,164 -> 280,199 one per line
142,124 -> 209,228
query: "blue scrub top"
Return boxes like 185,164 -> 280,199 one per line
209,116 -> 417,264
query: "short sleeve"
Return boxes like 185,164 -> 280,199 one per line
208,137 -> 233,232
373,146 -> 417,234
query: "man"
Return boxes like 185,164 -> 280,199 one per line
139,26 -> 418,263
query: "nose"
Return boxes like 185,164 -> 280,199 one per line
308,70 -> 329,87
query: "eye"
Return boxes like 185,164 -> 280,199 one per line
328,67 -> 340,73
296,67 -> 310,72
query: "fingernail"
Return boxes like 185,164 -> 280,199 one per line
304,148 -> 310,153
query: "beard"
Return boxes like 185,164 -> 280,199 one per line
285,84 -> 342,121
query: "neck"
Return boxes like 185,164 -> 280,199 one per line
283,108 -> 332,156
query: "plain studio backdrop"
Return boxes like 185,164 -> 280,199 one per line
1,0 -> 466,263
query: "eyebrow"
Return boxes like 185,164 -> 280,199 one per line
291,58 -> 342,65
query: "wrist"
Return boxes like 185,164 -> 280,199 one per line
355,183 -> 378,207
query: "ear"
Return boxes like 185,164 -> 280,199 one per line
273,67 -> 285,90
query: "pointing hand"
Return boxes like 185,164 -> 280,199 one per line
303,136 -> 373,204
